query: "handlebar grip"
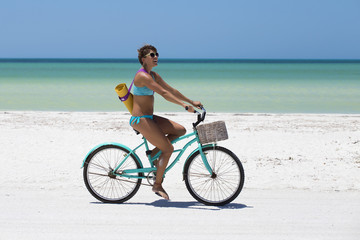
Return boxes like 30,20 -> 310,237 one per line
185,106 -> 198,113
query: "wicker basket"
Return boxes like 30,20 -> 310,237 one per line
196,121 -> 228,144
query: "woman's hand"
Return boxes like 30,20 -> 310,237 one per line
184,100 -> 202,113
191,101 -> 203,109
185,105 -> 196,113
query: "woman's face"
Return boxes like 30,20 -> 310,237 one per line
142,50 -> 158,67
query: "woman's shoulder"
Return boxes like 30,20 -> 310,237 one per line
135,70 -> 154,86
136,70 -> 152,79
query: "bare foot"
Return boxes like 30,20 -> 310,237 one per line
152,183 -> 169,200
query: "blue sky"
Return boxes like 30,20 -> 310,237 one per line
1,0 -> 359,59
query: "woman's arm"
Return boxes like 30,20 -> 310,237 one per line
153,72 -> 202,108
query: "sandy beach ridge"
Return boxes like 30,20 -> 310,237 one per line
1,111 -> 359,239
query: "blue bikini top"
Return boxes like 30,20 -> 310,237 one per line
132,68 -> 155,96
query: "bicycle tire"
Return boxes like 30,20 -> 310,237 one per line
83,144 -> 143,203
184,146 -> 244,206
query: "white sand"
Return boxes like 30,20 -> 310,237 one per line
1,111 -> 359,239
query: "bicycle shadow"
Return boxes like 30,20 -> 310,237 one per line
146,199 -> 250,211
92,200 -> 251,211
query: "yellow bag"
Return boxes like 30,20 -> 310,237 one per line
115,83 -> 133,114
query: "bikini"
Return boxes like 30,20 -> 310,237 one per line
129,69 -> 155,126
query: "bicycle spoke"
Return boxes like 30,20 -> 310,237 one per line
88,172 -> 109,177
87,162 -> 109,172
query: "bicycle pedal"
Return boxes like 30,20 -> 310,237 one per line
146,150 -> 153,156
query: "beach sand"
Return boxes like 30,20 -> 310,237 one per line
1,111 -> 359,239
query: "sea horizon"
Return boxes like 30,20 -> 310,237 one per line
1,58 -> 360,63
1,58 -> 359,113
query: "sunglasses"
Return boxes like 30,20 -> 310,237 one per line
145,52 -> 159,58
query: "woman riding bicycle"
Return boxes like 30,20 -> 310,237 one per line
130,44 -> 202,200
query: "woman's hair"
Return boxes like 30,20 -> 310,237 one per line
137,44 -> 157,65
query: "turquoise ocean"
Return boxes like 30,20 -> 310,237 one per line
0,59 -> 359,113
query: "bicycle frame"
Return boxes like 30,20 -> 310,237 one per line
111,127 -> 214,180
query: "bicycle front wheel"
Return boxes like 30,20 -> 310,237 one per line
83,144 -> 143,203
184,146 -> 245,206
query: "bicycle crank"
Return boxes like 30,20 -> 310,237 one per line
146,171 -> 157,186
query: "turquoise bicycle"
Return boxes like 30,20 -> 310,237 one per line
82,108 -> 245,206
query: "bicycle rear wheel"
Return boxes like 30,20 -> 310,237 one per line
184,146 -> 244,206
83,144 -> 143,203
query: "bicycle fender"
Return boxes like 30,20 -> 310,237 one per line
182,143 -> 216,175
81,142 -> 143,168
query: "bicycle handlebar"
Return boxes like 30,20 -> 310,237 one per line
192,106 -> 206,128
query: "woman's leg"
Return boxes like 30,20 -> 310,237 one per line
150,115 -> 186,158
132,117 -> 174,199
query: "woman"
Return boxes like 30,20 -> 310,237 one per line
130,44 -> 202,200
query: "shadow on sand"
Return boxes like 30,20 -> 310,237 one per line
92,199 -> 251,211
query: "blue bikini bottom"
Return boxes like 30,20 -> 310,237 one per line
129,115 -> 154,126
